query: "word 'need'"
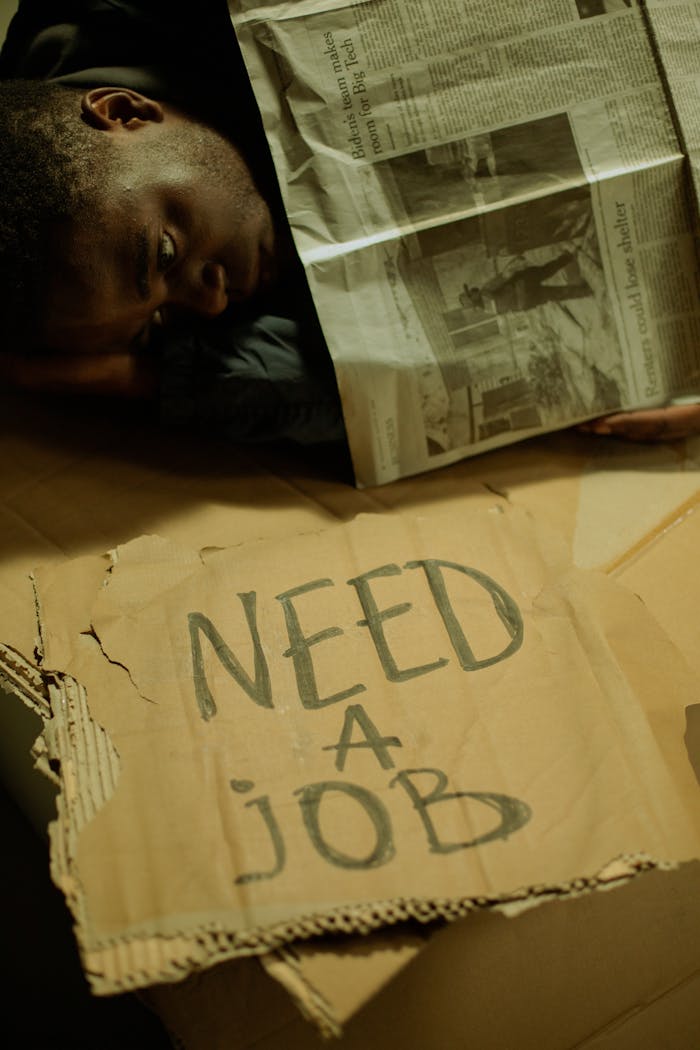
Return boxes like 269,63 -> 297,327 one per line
189,558 -> 524,721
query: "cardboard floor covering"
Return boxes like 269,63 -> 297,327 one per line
1,392 -> 700,1045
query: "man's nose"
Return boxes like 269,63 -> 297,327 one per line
174,260 -> 229,317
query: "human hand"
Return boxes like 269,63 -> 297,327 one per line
0,349 -> 158,399
579,403 -> 700,442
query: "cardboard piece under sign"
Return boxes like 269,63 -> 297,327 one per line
10,503 -> 698,1015
142,858 -> 700,1049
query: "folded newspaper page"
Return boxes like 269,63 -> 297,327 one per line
231,0 -> 700,484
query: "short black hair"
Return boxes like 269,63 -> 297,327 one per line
0,79 -> 112,351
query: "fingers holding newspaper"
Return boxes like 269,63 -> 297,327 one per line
579,403 -> 700,442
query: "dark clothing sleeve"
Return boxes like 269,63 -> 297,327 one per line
160,314 -> 345,446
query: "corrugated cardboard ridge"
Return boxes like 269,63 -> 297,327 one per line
23,660 -> 663,999
41,672 -> 120,980
80,858 -> 658,999
0,642 -> 49,719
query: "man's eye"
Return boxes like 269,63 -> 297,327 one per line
157,232 -> 177,272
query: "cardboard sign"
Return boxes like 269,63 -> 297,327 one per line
27,507 -> 700,993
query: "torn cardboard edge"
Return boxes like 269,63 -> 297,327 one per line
0,641 -> 49,719
0,642 -> 58,790
0,594 -> 680,1017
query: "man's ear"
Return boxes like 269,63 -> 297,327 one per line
81,87 -> 164,131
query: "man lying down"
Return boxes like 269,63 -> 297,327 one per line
0,0 -> 346,448
0,0 -> 696,452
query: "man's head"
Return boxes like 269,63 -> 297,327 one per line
0,79 -> 276,362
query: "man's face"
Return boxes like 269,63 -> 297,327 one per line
44,102 -> 276,356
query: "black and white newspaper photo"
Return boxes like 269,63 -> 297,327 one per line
232,0 -> 700,484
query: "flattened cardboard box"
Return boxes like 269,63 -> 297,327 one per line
4,503 -> 699,1037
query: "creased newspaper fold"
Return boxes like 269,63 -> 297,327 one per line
230,0 -> 700,483
3,506 -> 699,997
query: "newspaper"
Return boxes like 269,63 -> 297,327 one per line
230,0 -> 700,485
